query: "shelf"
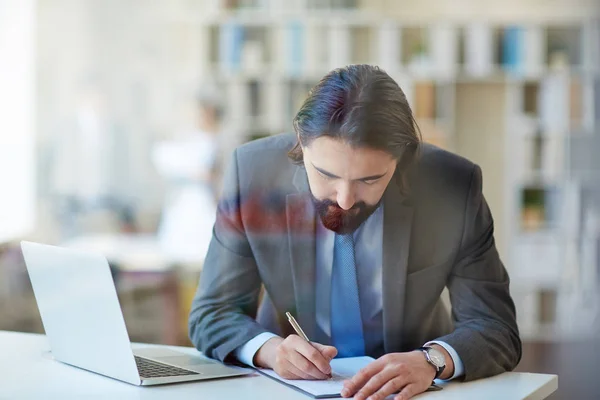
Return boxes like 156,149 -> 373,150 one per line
163,10 -> 380,26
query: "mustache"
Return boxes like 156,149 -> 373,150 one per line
311,193 -> 379,234
311,195 -> 366,213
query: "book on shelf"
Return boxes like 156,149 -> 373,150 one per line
500,25 -> 545,78
595,79 -> 600,123
307,0 -> 358,9
523,82 -> 539,116
563,180 -> 582,238
248,79 -> 261,117
285,20 -> 304,77
522,25 -> 545,78
538,289 -> 558,325
539,72 -> 570,134
413,81 -> 436,120
223,0 -> 269,10
514,134 -> 538,181
540,135 -> 565,181
464,23 -> 494,77
570,76 -> 583,130
241,39 -> 264,73
219,22 -> 244,73
430,24 -> 458,79
502,26 -> 526,76
582,20 -> 600,71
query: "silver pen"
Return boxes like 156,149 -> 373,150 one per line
286,312 -> 309,341
286,311 -> 332,379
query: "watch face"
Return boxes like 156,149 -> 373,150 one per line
428,348 -> 446,368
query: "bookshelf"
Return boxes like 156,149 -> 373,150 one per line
155,1 -> 600,340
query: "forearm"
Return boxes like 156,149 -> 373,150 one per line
189,301 -> 267,362
434,319 -> 521,381
188,233 -> 264,361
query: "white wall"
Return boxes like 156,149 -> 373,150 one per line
0,0 -> 36,243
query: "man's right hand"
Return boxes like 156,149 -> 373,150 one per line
253,335 -> 338,380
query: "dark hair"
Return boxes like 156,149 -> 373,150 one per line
289,64 -> 421,194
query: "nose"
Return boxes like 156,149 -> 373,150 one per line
336,183 -> 355,210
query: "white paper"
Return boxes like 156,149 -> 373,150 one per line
259,356 -> 374,397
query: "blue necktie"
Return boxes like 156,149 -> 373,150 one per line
331,233 -> 365,357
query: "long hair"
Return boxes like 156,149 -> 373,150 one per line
288,64 -> 421,195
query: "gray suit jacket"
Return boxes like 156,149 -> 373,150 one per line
189,133 -> 521,381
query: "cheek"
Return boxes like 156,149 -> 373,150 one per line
355,183 -> 387,204
306,170 -> 334,198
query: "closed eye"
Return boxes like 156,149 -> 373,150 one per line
314,167 -> 338,180
361,178 -> 379,185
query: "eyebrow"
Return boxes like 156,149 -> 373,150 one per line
312,163 -> 387,181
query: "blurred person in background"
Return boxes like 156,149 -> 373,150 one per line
189,65 -> 521,400
152,90 -> 223,263
45,76 -> 136,239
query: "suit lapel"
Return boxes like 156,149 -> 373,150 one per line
286,166 -> 317,341
382,177 -> 414,353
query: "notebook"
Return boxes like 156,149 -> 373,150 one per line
257,356 -> 375,399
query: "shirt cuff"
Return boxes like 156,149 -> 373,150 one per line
425,340 -> 465,381
234,332 -> 279,367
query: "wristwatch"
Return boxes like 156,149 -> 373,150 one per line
416,346 -> 446,379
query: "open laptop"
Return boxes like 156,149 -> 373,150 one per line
20,241 -> 252,386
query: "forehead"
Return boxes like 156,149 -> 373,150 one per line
303,136 -> 394,175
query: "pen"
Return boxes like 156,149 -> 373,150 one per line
286,312 -> 332,379
286,312 -> 309,341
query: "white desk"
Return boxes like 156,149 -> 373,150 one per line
0,331 -> 557,399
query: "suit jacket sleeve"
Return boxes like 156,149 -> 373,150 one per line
434,164 -> 522,381
188,149 -> 269,362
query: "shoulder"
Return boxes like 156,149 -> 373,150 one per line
230,132 -> 298,193
235,132 -> 297,161
408,143 -> 480,216
417,143 -> 476,179
413,143 -> 478,194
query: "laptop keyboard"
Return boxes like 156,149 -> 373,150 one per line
134,355 -> 200,378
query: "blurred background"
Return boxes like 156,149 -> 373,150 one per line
1,0 -> 599,397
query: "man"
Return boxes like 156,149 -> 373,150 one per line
189,65 -> 521,400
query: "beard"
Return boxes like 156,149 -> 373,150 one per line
310,193 -> 381,235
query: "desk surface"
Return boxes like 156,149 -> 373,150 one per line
0,331 -> 557,400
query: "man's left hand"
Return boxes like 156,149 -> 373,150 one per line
340,351 -> 437,400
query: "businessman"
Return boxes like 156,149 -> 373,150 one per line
189,64 -> 521,400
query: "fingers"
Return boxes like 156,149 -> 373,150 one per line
395,384 -> 418,400
341,358 -> 386,397
311,342 -> 338,360
287,348 -> 330,380
293,341 -> 334,375
353,365 -> 408,400
276,358 -> 312,380
275,335 -> 332,380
